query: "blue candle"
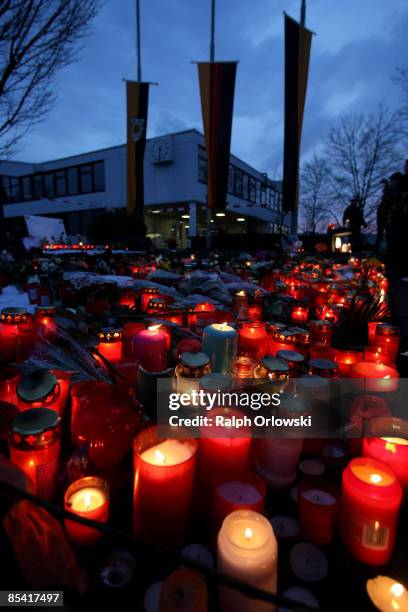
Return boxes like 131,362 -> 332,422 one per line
202,323 -> 238,374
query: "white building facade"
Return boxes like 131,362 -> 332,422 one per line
0,129 -> 289,247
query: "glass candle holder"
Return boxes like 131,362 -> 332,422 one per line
276,349 -> 305,377
292,327 -> 311,359
232,356 -> 257,384
375,324 -> 400,365
254,357 -> 290,394
122,322 -> 145,359
97,327 -> 123,364
139,287 -> 161,312
34,305 -> 57,335
363,417 -> 408,489
291,305 -> 309,324
175,352 -> 211,400
0,366 -> 21,405
9,408 -> 61,500
118,290 -> 136,309
309,320 -> 332,347
270,329 -> 297,356
147,297 -> 168,315
334,349 -> 363,378
308,358 -> 339,378
238,322 -> 268,361
133,426 -> 197,548
64,476 -> 110,547
0,307 -> 30,361
340,457 -> 402,565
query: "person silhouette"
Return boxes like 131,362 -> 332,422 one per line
343,197 -> 366,251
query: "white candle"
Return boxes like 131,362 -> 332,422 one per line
140,439 -> 194,466
217,481 -> 263,505
202,323 -> 238,374
301,489 -> 337,506
68,487 -> 106,512
217,510 -> 278,612
367,576 -> 408,612
254,437 -> 303,489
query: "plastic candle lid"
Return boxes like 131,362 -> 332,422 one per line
1,307 -> 27,316
200,373 -> 231,391
17,369 -> 58,402
11,407 -> 59,435
277,350 -> 305,363
262,357 -> 289,372
309,359 -> 337,370
180,352 -> 210,368
289,542 -> 328,582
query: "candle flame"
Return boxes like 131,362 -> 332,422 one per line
370,473 -> 382,484
219,322 -> 228,330
155,449 -> 166,464
84,492 -> 91,511
237,291 -> 246,297
148,324 -> 161,332
384,375 -> 391,379
244,527 -> 253,541
391,583 -> 404,598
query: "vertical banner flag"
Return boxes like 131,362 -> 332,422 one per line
197,62 -> 237,211
126,80 -> 149,215
282,14 -> 312,214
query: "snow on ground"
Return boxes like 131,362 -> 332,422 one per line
0,286 -> 35,313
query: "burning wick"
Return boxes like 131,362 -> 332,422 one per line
370,474 -> 382,484
148,324 -> 161,332
390,582 -> 404,598
244,527 -> 253,541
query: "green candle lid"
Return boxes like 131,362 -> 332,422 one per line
200,373 -> 231,391
277,350 -> 305,363
11,407 -> 59,435
180,352 -> 210,368
17,369 -> 58,402
262,357 -> 290,373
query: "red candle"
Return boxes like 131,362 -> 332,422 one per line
0,366 -> 21,405
97,327 -> 123,364
298,478 -> 339,545
176,338 -> 202,359
291,305 -> 309,324
133,426 -> 197,548
276,349 -> 305,376
212,472 -> 265,531
197,408 -> 251,511
340,457 -> 402,565
34,305 -> 57,335
247,304 -> 262,321
375,324 -> 400,365
351,362 -> 399,393
9,408 -> 61,500
348,395 -> 391,456
140,287 -> 161,312
363,417 -> 408,489
26,278 -> 40,304
238,322 -> 268,360
64,476 -> 109,547
0,307 -> 29,361
133,326 -> 168,372
16,369 -> 67,416
118,290 -> 137,309
122,322 -> 145,359
309,320 -> 332,347
269,328 -> 297,356
334,349 -> 363,377
363,346 -> 392,366
368,321 -> 379,345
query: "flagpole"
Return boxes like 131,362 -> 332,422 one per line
136,0 -> 142,81
206,0 -> 216,250
300,0 -> 306,26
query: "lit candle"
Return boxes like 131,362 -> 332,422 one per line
140,286 -> 161,312
64,476 -> 109,547
351,362 -> 399,393
291,305 -> 309,324
298,479 -> 339,545
368,321 -> 379,345
334,349 -> 363,378
212,472 -> 266,531
97,327 -> 123,364
202,323 -> 238,375
9,408 -> 61,501
133,325 -> 168,372
363,417 -> 408,489
375,324 -> 400,365
308,358 -> 339,378
309,320 -> 332,347
16,369 -> 60,413
238,322 -> 268,361
133,427 -> 197,548
34,305 -> 57,335
0,366 -> 21,405
340,457 -> 402,565
217,510 -> 278,612
0,307 -> 30,361
347,395 -> 391,456
276,349 -> 305,376
367,576 -> 408,612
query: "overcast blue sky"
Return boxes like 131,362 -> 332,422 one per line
14,0 -> 408,176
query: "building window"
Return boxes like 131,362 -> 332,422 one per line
44,173 -> 54,198
55,169 -> 67,197
22,176 -> 32,200
93,161 -> 105,191
34,175 -> 44,199
67,167 -> 78,195
79,164 -> 93,193
198,147 -> 208,183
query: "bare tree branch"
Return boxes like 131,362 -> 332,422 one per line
0,0 -> 101,155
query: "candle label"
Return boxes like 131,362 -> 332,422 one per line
362,522 -> 389,550
35,457 -> 59,499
